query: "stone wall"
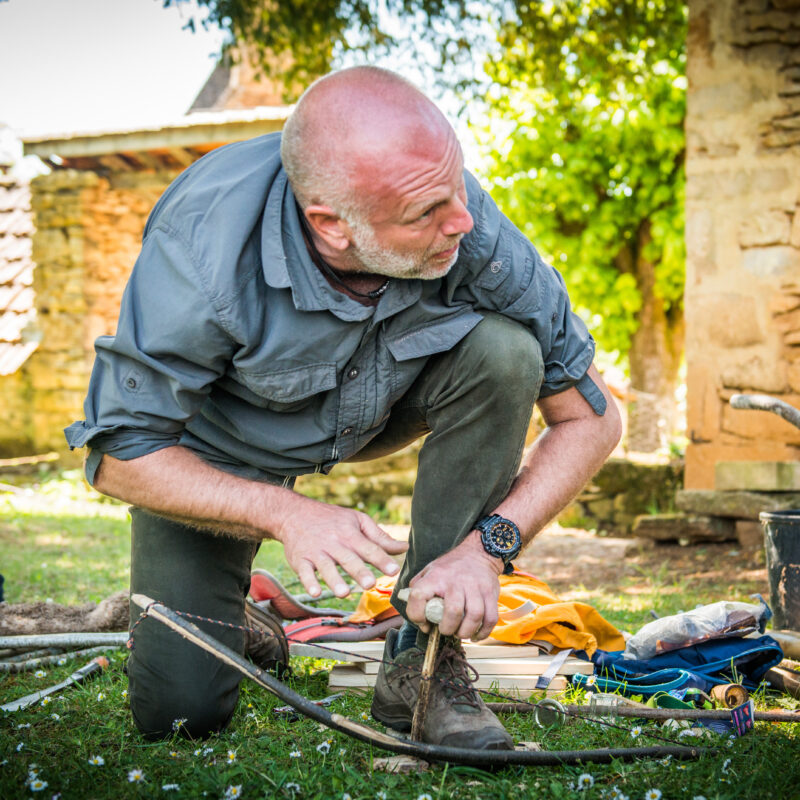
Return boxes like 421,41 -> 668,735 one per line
25,169 -> 178,456
0,369 -> 32,454
684,0 -> 800,489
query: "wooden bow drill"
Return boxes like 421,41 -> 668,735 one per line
130,593 -> 706,767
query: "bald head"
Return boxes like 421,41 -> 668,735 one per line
281,67 -> 454,219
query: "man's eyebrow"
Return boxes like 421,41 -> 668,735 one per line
405,197 -> 445,218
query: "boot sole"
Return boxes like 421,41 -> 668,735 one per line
370,703 -> 412,733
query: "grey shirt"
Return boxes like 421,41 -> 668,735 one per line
65,133 -> 605,485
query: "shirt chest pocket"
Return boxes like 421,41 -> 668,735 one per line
235,362 -> 338,412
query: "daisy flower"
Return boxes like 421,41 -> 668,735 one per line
162,784 -> 180,791
342,795 -> 352,800
418,795 -> 433,800
172,718 -> 187,732
128,768 -> 145,783
28,779 -> 48,792
693,796 -> 707,800
577,773 -> 594,790
40,697 -> 52,706
88,755 -> 105,766
722,758 -> 732,773
202,747 -> 213,756
630,725 -> 642,739
224,786 -> 242,799
226,750 -> 237,763
376,793 -> 387,800
57,657 -> 67,666
168,750 -> 179,758
289,750 -> 302,758
96,692 -> 106,701
16,743 -> 24,752
194,748 -> 203,756
316,741 -> 330,755
285,784 -> 300,795
360,712 -> 370,720
50,713 -> 60,721
122,690 -> 128,698
34,670 -> 46,678
17,723 -> 31,729
644,790 -> 662,800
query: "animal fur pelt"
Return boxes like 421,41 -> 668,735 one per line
0,591 -> 128,635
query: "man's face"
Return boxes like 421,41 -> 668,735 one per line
344,126 -> 474,280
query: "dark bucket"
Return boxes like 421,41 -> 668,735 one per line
760,510 -> 800,630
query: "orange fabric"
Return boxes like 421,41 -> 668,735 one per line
491,571 -> 625,655
350,571 -> 625,656
349,575 -> 398,622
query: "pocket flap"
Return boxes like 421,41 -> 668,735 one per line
237,362 -> 338,402
385,310 -> 483,362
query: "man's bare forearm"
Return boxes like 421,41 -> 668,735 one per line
493,365 -> 622,545
93,446 -> 296,541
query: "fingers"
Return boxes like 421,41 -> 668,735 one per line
358,516 -> 408,571
295,559 -> 323,599
282,505 -> 406,597
406,565 -> 500,639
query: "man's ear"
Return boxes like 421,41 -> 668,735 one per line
304,205 -> 352,252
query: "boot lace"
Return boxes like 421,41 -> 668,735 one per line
433,642 -> 481,708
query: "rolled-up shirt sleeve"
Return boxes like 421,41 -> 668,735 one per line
464,194 -> 606,415
64,223 -> 235,483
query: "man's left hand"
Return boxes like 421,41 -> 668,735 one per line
404,531 -> 504,640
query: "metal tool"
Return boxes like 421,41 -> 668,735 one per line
1,655 -> 108,712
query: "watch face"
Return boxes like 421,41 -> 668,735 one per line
490,521 -> 518,553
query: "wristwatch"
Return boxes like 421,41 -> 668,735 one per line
475,514 -> 521,575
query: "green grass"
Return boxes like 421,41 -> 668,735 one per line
1,472 -> 799,799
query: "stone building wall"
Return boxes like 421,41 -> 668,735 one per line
0,370 -> 32,453
25,169 -> 178,456
684,0 -> 800,489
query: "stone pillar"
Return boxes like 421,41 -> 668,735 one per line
685,0 -> 800,489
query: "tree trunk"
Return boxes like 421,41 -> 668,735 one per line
626,224 -> 685,453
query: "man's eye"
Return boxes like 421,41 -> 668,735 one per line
417,208 -> 433,221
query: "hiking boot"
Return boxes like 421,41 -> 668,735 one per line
370,628 -> 513,750
244,600 -> 291,679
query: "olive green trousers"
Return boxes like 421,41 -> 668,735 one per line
127,312 -> 543,738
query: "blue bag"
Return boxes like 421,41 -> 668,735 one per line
573,635 -> 783,696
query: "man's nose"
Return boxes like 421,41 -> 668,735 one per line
441,198 -> 473,237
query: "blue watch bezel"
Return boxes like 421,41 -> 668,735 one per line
476,514 -> 521,574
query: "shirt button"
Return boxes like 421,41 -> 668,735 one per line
126,377 -> 137,389
341,427 -> 353,436
347,367 -> 359,380
490,261 -> 502,273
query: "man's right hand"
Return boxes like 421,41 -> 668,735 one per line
272,493 -> 408,598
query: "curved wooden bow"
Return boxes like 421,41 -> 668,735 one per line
130,593 -> 704,768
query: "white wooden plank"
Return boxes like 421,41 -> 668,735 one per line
355,656 -> 592,676
328,669 -> 569,694
289,640 -> 540,662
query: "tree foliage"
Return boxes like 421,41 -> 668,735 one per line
479,0 -> 687,360
166,0 -> 483,97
